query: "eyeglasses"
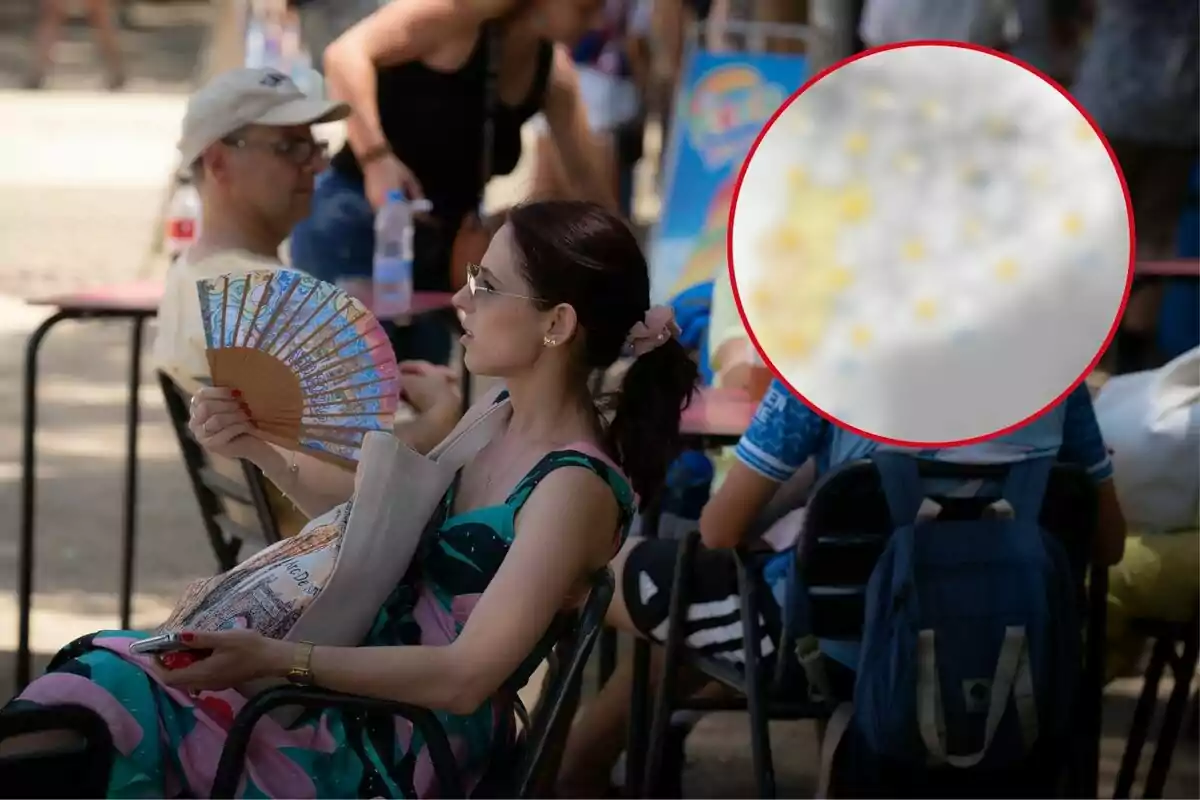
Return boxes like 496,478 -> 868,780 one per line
465,262 -> 540,301
221,136 -> 329,166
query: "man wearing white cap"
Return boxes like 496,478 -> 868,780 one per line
152,67 -> 464,539
151,66 -> 350,537
153,66 -> 350,388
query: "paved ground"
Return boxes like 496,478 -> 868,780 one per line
0,3 -> 1194,797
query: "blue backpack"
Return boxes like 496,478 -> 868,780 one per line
852,453 -> 1080,770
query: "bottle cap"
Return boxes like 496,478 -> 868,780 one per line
386,189 -> 406,204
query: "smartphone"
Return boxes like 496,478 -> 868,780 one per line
128,633 -> 194,655
129,633 -> 212,670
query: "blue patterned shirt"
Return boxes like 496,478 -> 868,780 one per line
736,380 -> 1113,486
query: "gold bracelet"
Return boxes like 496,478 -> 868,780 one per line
283,452 -> 300,502
279,453 -> 300,510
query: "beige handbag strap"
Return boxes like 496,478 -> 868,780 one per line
426,383 -> 510,469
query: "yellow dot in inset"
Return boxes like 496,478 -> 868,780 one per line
765,224 -> 802,253
751,285 -> 776,308
960,163 -> 986,185
994,258 -> 1019,282
787,166 -> 808,188
865,86 -> 894,109
963,217 -> 984,241
1074,119 -> 1094,141
894,151 -> 920,173
902,237 -> 926,262
839,185 -> 872,222
920,99 -> 945,122
1062,212 -> 1084,236
844,131 -> 870,156
807,265 -> 855,297
914,298 -> 938,321
984,115 -> 1013,137
776,328 -> 818,360
828,265 -> 855,290
850,324 -> 873,348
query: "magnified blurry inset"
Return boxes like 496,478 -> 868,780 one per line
730,43 -> 1132,446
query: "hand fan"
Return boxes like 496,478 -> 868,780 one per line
196,269 -> 400,467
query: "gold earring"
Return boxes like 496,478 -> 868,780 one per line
543,336 -> 555,347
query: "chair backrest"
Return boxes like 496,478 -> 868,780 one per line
0,704 -> 113,798
156,371 -> 281,571
491,568 -> 615,799
798,457 -> 1097,643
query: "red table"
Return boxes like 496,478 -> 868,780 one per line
15,281 -> 458,693
1136,259 -> 1200,278
680,386 -> 759,447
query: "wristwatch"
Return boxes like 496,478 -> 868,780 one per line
286,641 -> 315,685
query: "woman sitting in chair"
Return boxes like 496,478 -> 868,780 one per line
0,201 -> 698,798
557,377 -> 1129,796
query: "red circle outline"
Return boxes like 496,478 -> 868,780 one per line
726,40 -> 1135,448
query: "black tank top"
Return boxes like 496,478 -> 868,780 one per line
331,33 -> 555,229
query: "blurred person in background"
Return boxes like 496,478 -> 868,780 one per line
289,0 -> 616,368
156,67 -> 460,538
1071,0 -> 1200,371
27,0 -> 125,90
530,0 -> 654,217
286,0 -> 381,73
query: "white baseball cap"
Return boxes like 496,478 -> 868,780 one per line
178,67 -> 351,167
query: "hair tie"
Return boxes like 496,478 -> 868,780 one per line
623,305 -> 681,358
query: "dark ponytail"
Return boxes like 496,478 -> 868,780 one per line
507,200 -> 701,505
607,340 -> 699,507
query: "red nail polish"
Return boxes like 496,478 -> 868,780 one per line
181,632 -> 195,642
231,389 -> 242,398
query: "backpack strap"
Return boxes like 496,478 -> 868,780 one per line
425,383 -> 510,469
872,452 -> 940,526
917,625 -> 1039,768
996,456 -> 1054,522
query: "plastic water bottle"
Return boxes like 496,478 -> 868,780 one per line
165,179 -> 202,263
373,190 -> 416,318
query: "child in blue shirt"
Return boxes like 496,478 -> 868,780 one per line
556,378 -> 1127,795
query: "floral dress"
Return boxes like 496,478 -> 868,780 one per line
2,449 -> 633,798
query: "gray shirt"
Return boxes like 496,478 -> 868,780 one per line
1071,0 -> 1199,146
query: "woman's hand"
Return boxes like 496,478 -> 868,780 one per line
188,386 -> 271,462
398,360 -> 460,414
363,152 -> 425,210
151,629 -> 293,693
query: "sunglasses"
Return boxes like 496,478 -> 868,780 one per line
465,262 -> 541,301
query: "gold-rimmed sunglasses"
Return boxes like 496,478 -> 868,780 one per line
465,262 -> 541,301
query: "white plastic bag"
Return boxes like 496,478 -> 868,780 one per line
1094,347 -> 1200,532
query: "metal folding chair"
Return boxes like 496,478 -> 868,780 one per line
1114,610 -> 1200,799
639,458 -> 1107,798
157,370 -> 281,570
0,703 -> 113,799
211,568 -> 616,799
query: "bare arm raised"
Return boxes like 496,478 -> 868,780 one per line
322,0 -> 519,209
